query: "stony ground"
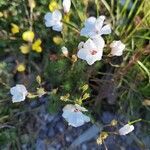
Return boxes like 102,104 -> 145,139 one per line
18,96 -> 150,150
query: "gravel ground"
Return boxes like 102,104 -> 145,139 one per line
16,96 -> 149,150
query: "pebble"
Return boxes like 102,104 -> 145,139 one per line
36,139 -> 46,150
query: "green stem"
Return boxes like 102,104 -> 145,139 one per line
128,118 -> 142,125
62,20 -> 80,33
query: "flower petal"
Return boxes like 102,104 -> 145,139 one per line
78,41 -> 84,49
52,22 -> 62,31
52,10 -> 62,21
119,124 -> 134,135
77,48 -> 88,60
86,55 -> 96,65
100,24 -> 111,35
92,36 -> 105,49
63,104 -> 75,112
63,0 -> 71,13
84,39 -> 97,50
84,17 -> 96,27
95,15 -> 105,31
75,104 -> 87,112
80,17 -> 96,37
44,12 -> 54,27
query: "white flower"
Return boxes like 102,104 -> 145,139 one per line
110,40 -> 125,56
62,104 -> 90,127
119,124 -> 134,135
77,36 -> 105,65
44,10 -> 62,32
10,84 -> 28,103
80,16 -> 111,38
61,46 -> 68,57
63,0 -> 71,13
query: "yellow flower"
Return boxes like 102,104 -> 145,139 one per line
22,31 -> 34,42
17,64 -> 26,72
36,75 -> 42,84
53,36 -> 63,45
111,119 -> 118,126
49,0 -> 59,12
96,132 -> 108,145
32,39 -> 42,53
71,55 -> 77,63
0,12 -> 3,17
63,13 -> 70,22
19,44 -> 30,54
11,23 -> 20,34
82,93 -> 90,100
37,87 -> 46,97
28,0 -> 36,9
60,93 -> 70,101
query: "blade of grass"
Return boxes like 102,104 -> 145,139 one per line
128,0 -> 138,19
120,0 -> 138,35
124,11 -> 150,42
116,0 -> 120,21
95,0 -> 100,17
126,0 -> 145,33
133,35 -> 150,40
137,60 -> 150,85
71,0 -> 85,22
120,0 -> 130,18
101,0 -> 115,28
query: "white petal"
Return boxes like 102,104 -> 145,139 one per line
10,87 -> 16,95
44,13 -> 54,27
44,12 -> 52,21
12,93 -> 24,103
86,55 -> 96,65
61,46 -> 68,56
84,39 -> 97,50
75,104 -> 87,112
10,84 -> 27,103
78,41 -> 84,49
92,36 -> 105,49
63,0 -> 71,13
77,48 -> 88,60
52,10 -> 62,21
16,84 -> 28,94
110,40 -> 125,56
119,124 -> 134,135
80,27 -> 94,37
63,111 -> 90,127
95,15 -> 105,31
63,104 -> 75,112
52,22 -> 63,31
80,17 -> 96,37
94,50 -> 103,61
62,104 -> 90,127
84,17 -> 96,27
100,24 -> 111,35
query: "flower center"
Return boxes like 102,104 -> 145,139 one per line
74,108 -> 79,112
90,50 -> 97,55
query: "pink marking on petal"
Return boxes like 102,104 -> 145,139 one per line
90,50 -> 97,55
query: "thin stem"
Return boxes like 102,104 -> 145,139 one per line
62,20 -> 80,33
128,118 -> 142,125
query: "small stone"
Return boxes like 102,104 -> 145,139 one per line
35,139 -> 46,150
47,127 -> 55,138
65,135 -> 73,143
55,122 -> 66,133
39,128 -> 47,139
81,144 -> 88,150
